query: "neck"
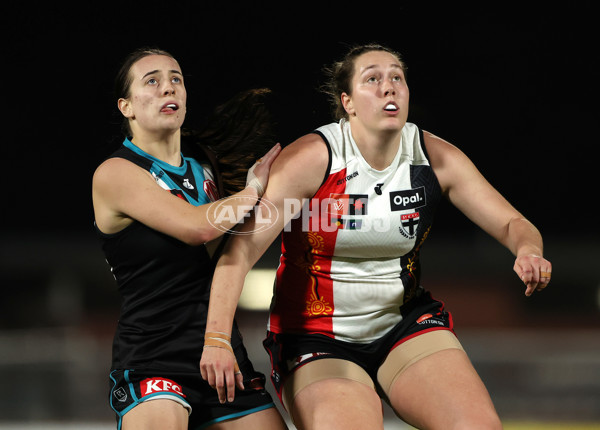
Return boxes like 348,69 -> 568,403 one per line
349,121 -> 402,170
130,128 -> 182,166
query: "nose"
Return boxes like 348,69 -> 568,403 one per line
383,85 -> 396,97
162,81 -> 175,96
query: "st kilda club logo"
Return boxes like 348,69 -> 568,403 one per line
390,186 -> 426,239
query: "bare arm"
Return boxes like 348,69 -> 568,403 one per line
424,131 -> 552,296
92,144 -> 281,245
200,133 -> 329,403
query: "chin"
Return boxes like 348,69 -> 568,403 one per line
381,120 -> 406,132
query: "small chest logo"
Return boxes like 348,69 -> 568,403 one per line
140,378 -> 186,398
399,212 -> 420,238
151,171 -> 165,182
389,186 -> 426,211
327,194 -> 368,216
182,178 -> 194,190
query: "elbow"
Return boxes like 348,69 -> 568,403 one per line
508,215 -> 535,232
182,225 -> 222,246
501,216 -> 528,240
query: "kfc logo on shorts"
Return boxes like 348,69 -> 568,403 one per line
140,377 -> 186,398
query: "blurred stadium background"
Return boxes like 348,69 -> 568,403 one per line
1,233 -> 598,428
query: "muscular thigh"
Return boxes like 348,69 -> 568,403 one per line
122,398 -> 188,430
285,358 -> 383,430
377,329 -> 464,397
205,407 -> 287,430
386,348 -> 501,429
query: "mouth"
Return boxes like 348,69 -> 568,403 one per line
161,102 -> 180,113
383,102 -> 398,112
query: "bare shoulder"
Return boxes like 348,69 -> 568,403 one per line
267,132 -> 329,200
93,157 -> 152,192
278,132 -> 329,163
273,132 -> 329,170
94,157 -> 136,182
92,157 -> 156,233
422,130 -> 482,194
422,130 -> 465,164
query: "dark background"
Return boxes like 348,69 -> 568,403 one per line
1,2 -> 598,425
4,1 -> 598,314
4,2 -> 598,236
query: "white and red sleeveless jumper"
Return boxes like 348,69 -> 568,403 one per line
268,120 -> 442,343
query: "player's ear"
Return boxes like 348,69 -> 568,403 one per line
118,98 -> 134,119
341,92 -> 354,116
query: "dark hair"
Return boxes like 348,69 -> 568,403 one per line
321,43 -> 407,121
114,48 -> 276,197
183,88 -> 277,197
114,47 -> 177,137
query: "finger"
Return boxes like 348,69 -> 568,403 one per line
540,269 -> 552,283
525,282 -> 536,297
520,270 -> 532,285
261,143 -> 281,165
204,367 -> 216,388
535,267 -> 551,289
235,370 -> 245,391
215,371 -> 227,404
514,260 -> 527,281
536,277 -> 550,292
226,370 -> 236,403
521,270 -> 538,297
200,363 -> 207,381
264,142 -> 281,157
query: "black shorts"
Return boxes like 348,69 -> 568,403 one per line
263,289 -> 454,402
109,368 -> 275,429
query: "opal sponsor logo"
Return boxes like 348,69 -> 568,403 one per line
389,186 -> 426,211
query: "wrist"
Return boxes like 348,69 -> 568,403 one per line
203,331 -> 240,373
517,248 -> 543,258
205,331 -> 231,339
246,178 -> 264,197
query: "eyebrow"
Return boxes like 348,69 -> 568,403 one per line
360,63 -> 403,74
141,69 -> 183,79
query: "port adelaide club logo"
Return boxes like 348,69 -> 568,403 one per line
389,186 -> 426,238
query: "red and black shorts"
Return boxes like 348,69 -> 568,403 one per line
263,289 -> 457,405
